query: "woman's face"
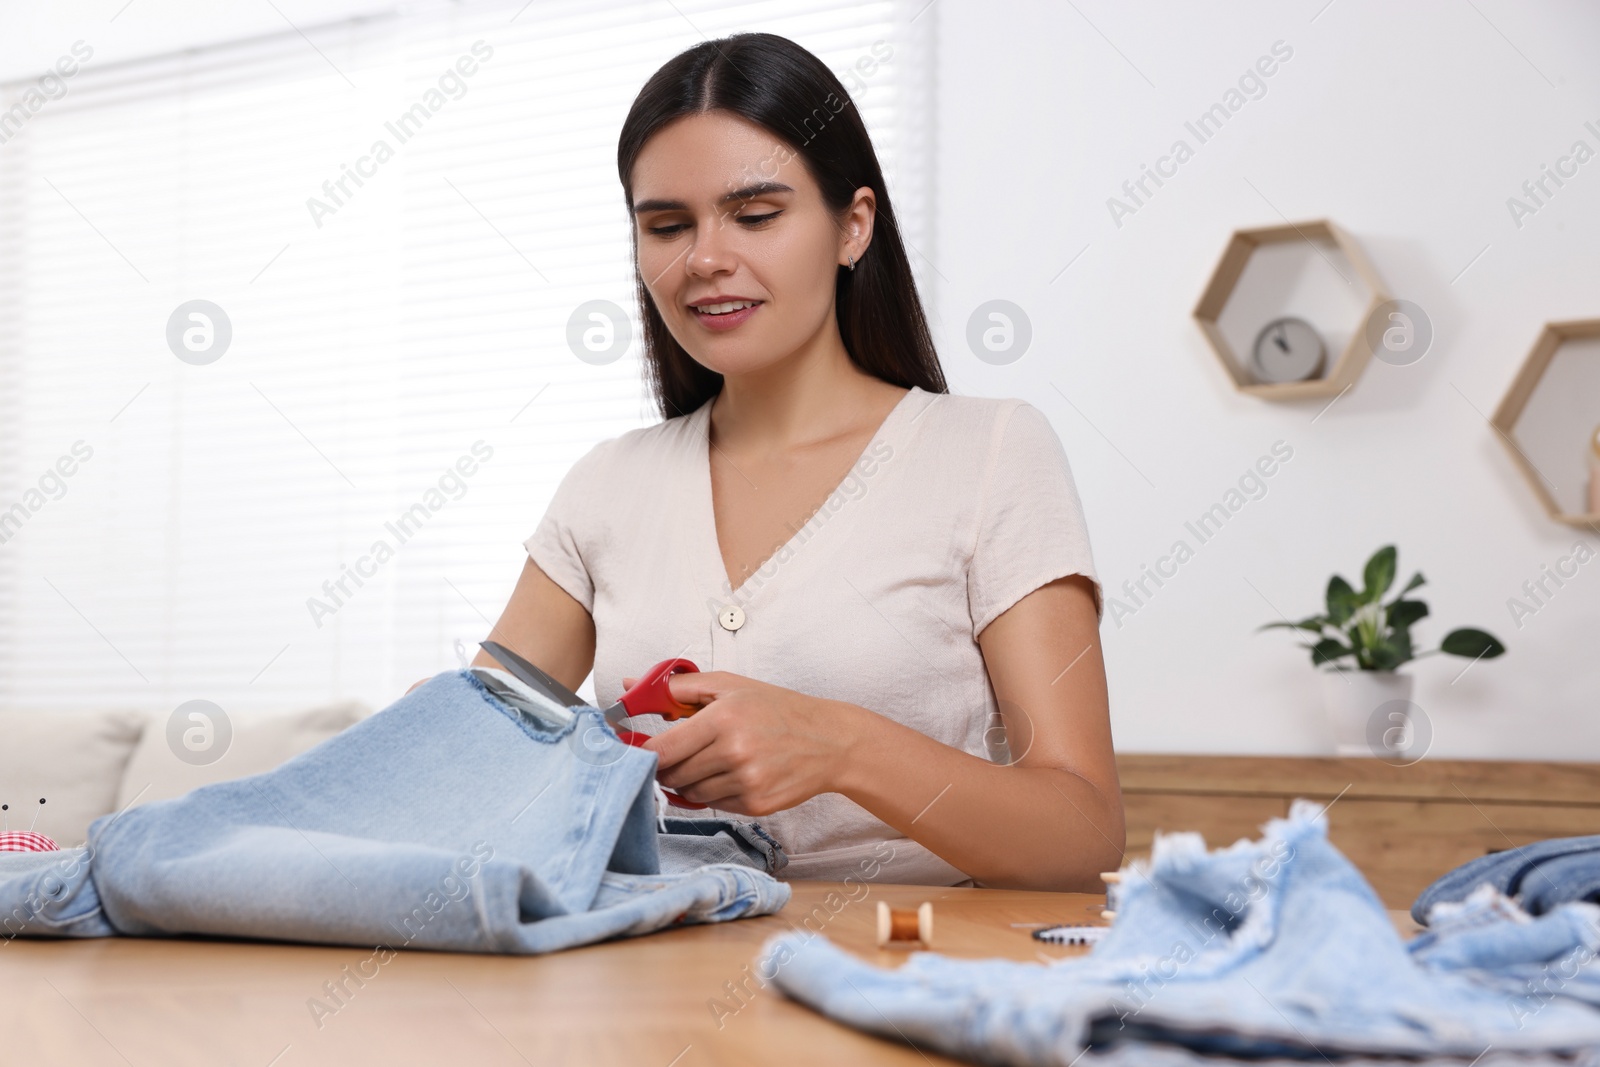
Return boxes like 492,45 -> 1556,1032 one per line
629,109 -> 871,380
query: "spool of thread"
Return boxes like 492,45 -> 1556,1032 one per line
1100,871 -> 1121,924
876,901 -> 933,948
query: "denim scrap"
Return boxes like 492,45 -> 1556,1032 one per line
658,816 -> 787,876
1414,835 -> 1600,923
0,668 -> 788,953
756,799 -> 1600,1064
1076,1039 -> 1600,1067
1409,882 -> 1600,1013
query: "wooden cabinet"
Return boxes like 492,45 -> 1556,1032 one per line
1115,754 -> 1600,908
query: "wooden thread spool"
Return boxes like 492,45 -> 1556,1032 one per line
876,901 -> 933,949
1098,870 -> 1121,924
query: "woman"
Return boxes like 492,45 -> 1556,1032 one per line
473,33 -> 1122,891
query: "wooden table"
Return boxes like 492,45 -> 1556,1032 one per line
0,882 -> 1424,1066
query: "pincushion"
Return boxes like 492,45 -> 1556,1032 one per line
0,800 -> 58,852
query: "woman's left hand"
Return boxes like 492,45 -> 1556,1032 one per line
623,670 -> 857,817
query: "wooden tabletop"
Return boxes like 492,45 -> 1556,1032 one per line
0,882 -> 1423,1066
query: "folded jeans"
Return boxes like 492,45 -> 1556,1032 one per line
0,668 -> 789,953
1413,834 -> 1600,924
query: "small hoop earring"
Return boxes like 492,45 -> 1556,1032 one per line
846,254 -> 856,272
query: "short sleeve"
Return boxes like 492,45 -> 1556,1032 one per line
967,402 -> 1101,637
522,439 -> 612,614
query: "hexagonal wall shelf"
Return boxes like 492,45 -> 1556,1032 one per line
1490,318 -> 1600,527
1193,219 -> 1390,401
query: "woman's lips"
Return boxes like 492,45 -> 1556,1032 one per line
691,301 -> 761,331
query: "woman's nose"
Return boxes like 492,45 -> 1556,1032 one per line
685,215 -> 740,273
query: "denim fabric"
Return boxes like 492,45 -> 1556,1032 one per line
757,799 -> 1600,1064
658,817 -> 787,876
0,847 -> 108,939
1409,882 -> 1600,1013
1075,1041 -> 1600,1067
1413,835 -> 1600,924
0,669 -> 788,952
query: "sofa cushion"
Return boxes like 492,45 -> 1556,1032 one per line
0,709 -> 147,848
115,699 -> 371,811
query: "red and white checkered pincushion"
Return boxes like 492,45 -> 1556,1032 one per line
0,800 -> 58,851
0,831 -> 58,852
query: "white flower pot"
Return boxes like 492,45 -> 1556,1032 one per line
1319,669 -> 1415,757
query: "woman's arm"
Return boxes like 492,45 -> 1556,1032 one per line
836,573 -> 1123,891
408,557 -> 596,695
469,557 -> 596,691
648,573 -> 1125,892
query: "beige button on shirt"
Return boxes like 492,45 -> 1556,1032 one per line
524,385 -> 1101,886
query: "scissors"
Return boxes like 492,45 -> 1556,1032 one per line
478,641 -> 707,809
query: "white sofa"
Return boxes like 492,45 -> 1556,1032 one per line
0,700 -> 372,848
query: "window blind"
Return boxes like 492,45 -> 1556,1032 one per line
0,0 -> 935,713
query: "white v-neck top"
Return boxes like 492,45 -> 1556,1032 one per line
524,385 -> 1101,886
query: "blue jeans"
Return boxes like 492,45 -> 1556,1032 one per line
1408,881 -> 1600,1017
0,668 -> 788,952
1413,834 -> 1600,923
757,799 -> 1600,1062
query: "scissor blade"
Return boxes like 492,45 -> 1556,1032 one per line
478,641 -> 586,709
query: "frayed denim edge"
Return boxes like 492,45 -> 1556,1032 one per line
1104,797 -> 1333,982
454,667 -> 591,746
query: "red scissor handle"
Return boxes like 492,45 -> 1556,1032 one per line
616,658 -> 700,721
613,658 -> 705,810
613,726 -> 708,810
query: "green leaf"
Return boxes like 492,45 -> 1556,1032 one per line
1363,545 -> 1397,603
1326,576 -> 1359,624
1386,599 -> 1429,629
1399,571 -> 1426,596
1440,628 -> 1506,659
1257,615 -> 1328,634
1310,637 -> 1353,667
1369,628 -> 1414,671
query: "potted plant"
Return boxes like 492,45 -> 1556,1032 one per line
1258,545 -> 1506,757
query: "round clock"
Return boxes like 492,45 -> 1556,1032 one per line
1250,316 -> 1326,384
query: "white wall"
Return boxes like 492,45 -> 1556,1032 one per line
5,0 -> 1594,757
930,0 -> 1600,759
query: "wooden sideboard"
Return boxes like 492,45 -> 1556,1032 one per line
1115,754 -> 1600,909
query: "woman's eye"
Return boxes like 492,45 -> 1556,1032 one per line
646,211 -> 781,237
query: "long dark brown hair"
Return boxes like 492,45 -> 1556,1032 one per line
617,32 -> 947,421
